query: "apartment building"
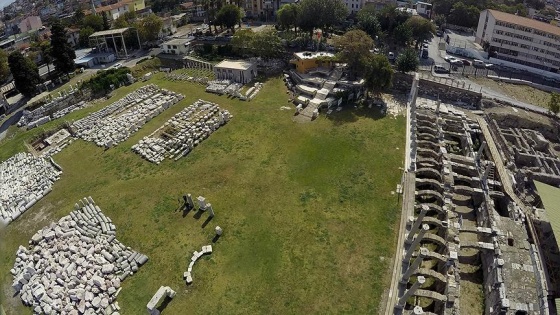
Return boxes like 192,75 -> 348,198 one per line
476,9 -> 560,72
87,0 -> 146,20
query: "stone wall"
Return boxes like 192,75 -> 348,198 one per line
393,72 -> 482,108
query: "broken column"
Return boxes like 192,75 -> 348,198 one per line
404,224 -> 429,262
402,247 -> 428,282
215,226 -> 223,236
186,194 -> 194,209
476,141 -> 487,161
412,306 -> 424,314
406,205 -> 429,244
207,203 -> 215,217
396,276 -> 425,308
197,196 -> 207,211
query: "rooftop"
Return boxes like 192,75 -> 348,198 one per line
89,28 -> 131,38
293,51 -> 335,60
162,38 -> 192,46
214,60 -> 254,70
486,9 -> 560,37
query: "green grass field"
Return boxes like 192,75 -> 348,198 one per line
0,74 -> 405,314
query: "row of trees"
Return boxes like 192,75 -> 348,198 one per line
276,0 -> 348,36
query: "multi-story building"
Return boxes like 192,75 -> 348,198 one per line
476,9 -> 560,72
86,0 -> 146,20
344,0 -> 364,15
18,16 -> 42,33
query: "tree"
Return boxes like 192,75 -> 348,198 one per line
82,14 -> 104,31
357,8 -> 381,39
548,92 -> 560,115
50,20 -> 76,76
102,12 -> 111,30
297,0 -> 348,36
79,27 -> 95,47
8,51 -> 41,97
216,4 -> 241,32
433,14 -> 446,27
447,2 -> 479,28
0,49 -> 10,83
405,16 -> 435,48
277,3 -> 300,32
113,16 -> 129,29
333,30 -> 374,78
395,48 -> 419,73
135,14 -> 163,42
377,5 -> 410,34
393,23 -> 412,47
74,9 -> 85,25
363,54 -> 393,98
250,30 -> 285,59
39,42 -> 53,80
231,28 -> 254,56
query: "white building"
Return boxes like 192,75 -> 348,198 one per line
161,38 -> 192,55
214,60 -> 257,84
476,9 -> 560,72
344,0 -> 364,15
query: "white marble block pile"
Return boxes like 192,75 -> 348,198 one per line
205,80 -> 231,94
132,99 -> 232,164
183,245 -> 213,285
248,82 -> 263,100
0,153 -> 62,225
17,94 -> 84,129
11,196 -> 148,315
71,84 -> 184,148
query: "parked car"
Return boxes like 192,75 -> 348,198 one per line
422,43 -> 429,49
473,59 -> 485,67
436,30 -> 443,37
434,65 -> 449,73
444,55 -> 452,62
461,59 -> 471,66
113,63 -> 123,69
388,52 -> 395,61
450,58 -> 463,66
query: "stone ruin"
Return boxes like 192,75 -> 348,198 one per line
11,196 -> 147,315
146,286 -> 176,315
184,245 -> 213,285
392,97 -> 549,314
132,100 -> 232,164
0,153 -> 62,225
71,84 -> 184,148
18,89 -> 87,129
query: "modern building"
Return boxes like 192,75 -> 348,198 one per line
415,2 -> 432,18
214,60 -> 257,83
161,38 -> 192,55
87,0 -> 146,20
290,51 -> 335,74
476,9 -> 560,72
18,16 -> 42,33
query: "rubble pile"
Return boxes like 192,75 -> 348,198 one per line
0,153 -> 62,225
132,100 -> 232,164
11,197 -> 148,315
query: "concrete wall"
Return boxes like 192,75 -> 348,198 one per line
393,72 -> 482,108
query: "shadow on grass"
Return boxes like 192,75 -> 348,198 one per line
156,295 -> 174,314
212,234 -> 221,243
326,106 -> 386,126
193,209 -> 204,220
201,215 -> 213,228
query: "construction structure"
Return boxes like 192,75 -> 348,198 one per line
385,74 -> 558,314
89,28 -> 141,59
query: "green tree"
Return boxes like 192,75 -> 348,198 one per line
377,5 -> 410,34
333,29 -> 374,78
405,16 -> 435,48
357,8 -> 381,38
0,49 -> 10,83
448,2 -> 479,28
297,0 -> 348,36
74,8 -> 85,25
50,20 -> 76,76
363,54 -> 393,98
39,42 -> 53,80
102,12 -> 111,30
113,16 -> 130,29
135,14 -> 163,42
393,23 -> 412,47
251,30 -> 285,59
277,3 -> 300,33
433,14 -> 446,27
83,14 -> 104,31
216,4 -> 241,33
231,28 -> 254,56
8,51 -> 41,97
548,92 -> 560,115
395,48 -> 418,73
79,27 -> 95,47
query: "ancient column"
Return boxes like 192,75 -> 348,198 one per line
406,205 -> 429,244
207,203 -> 215,217
402,247 -> 428,282
186,194 -> 194,209
404,224 -> 429,262
476,141 -> 487,161
396,276 -> 425,308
